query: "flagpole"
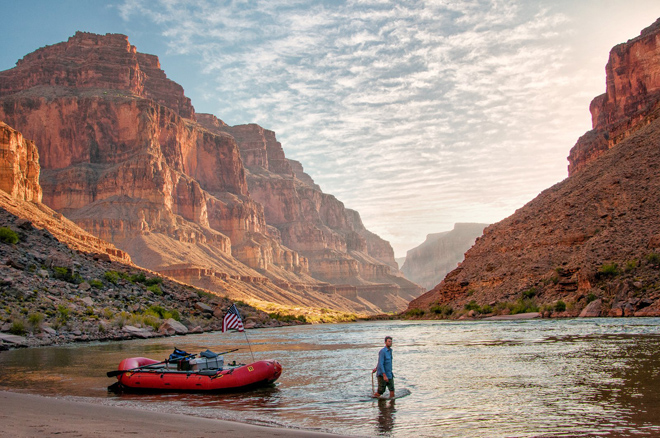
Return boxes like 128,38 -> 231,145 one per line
243,330 -> 256,362
223,303 -> 255,362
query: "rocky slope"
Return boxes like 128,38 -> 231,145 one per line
0,32 -> 421,315
408,18 -> 660,319
0,121 -> 293,349
401,223 -> 488,290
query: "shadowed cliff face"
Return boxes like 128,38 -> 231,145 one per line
0,32 -> 422,314
409,18 -> 660,318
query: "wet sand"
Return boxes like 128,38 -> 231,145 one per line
0,390 -> 346,437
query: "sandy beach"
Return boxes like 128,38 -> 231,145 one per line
0,391 -> 346,438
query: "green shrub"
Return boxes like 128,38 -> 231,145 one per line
555,300 -> 567,312
9,319 -> 26,335
129,272 -> 146,283
647,253 -> 660,265
509,298 -> 539,315
405,308 -> 425,317
196,289 -> 215,300
0,227 -> 19,244
141,314 -> 161,329
104,270 -> 120,284
27,312 -> 44,329
268,312 -> 307,323
144,276 -> 163,286
113,311 -> 130,328
53,266 -> 69,280
480,304 -> 493,314
147,284 -> 163,296
89,279 -> 103,288
430,304 -> 453,316
57,304 -> 70,323
464,300 -> 480,311
625,259 -> 639,272
599,263 -> 620,277
53,267 -> 82,284
144,305 -> 180,321
521,288 -> 536,299
586,293 -> 597,304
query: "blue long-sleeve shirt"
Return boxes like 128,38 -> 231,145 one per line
376,346 -> 393,379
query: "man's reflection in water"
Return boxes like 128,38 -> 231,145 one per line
376,399 -> 396,435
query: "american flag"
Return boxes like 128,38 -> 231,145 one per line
222,303 -> 244,332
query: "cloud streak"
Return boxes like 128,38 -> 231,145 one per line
118,0 -> 660,257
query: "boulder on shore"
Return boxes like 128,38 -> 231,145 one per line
579,299 -> 602,318
158,319 -> 188,335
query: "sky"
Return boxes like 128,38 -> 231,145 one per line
2,1 -> 660,258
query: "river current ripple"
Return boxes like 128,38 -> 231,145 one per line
2,318 -> 660,437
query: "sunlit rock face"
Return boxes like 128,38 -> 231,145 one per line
0,32 -> 422,314
0,120 -> 130,262
401,223 -> 488,290
0,121 -> 41,203
568,18 -> 660,175
410,18 -> 660,318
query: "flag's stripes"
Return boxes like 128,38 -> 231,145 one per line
222,303 -> 244,332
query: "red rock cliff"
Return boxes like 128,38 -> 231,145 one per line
0,121 -> 41,202
568,18 -> 660,175
0,120 -> 130,262
0,33 -> 419,314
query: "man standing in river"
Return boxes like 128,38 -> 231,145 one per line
373,336 -> 394,398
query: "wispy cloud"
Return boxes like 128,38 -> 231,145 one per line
118,0 -> 660,256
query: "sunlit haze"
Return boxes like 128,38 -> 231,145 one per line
3,1 -> 660,257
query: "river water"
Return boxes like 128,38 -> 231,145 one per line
1,318 -> 660,437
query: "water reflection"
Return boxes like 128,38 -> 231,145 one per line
376,399 -> 396,435
1,319 -> 660,437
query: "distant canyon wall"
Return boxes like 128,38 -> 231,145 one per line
401,223 -> 488,290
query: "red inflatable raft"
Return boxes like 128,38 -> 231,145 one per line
112,357 -> 282,392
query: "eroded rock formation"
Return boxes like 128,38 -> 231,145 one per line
568,18 -> 660,175
409,18 -> 660,318
0,32 -> 421,314
0,120 -> 129,262
0,121 -> 41,203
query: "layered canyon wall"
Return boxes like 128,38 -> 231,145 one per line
0,32 -> 421,314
